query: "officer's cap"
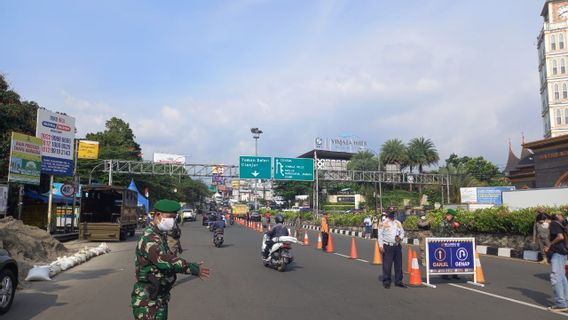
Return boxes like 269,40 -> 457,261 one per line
154,199 -> 181,214
446,209 -> 457,216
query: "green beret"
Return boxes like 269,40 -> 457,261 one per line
154,199 -> 181,213
446,209 -> 457,216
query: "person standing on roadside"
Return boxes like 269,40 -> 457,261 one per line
131,200 -> 210,319
545,213 -> 568,312
321,212 -> 329,251
533,211 -> 550,265
372,215 -> 379,239
378,210 -> 406,289
363,215 -> 372,239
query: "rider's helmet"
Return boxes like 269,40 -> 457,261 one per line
275,214 -> 284,224
209,214 -> 217,222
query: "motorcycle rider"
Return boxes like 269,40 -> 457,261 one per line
209,215 -> 225,238
262,214 -> 289,260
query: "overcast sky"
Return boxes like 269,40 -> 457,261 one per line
0,0 -> 546,168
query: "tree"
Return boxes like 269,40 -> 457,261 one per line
380,139 -> 408,170
444,154 -> 501,184
77,117 -> 142,185
347,150 -> 379,171
273,181 -> 312,204
407,137 -> 439,173
0,75 -> 39,180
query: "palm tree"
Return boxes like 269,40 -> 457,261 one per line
407,137 -> 439,173
347,150 -> 379,171
380,139 -> 408,170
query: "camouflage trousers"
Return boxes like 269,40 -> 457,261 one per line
131,282 -> 170,320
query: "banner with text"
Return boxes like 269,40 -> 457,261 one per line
36,109 -> 76,176
8,132 -> 42,185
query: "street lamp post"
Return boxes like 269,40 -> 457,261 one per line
368,149 -> 383,215
250,128 -> 263,210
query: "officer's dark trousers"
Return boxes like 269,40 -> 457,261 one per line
321,232 -> 329,251
382,244 -> 403,285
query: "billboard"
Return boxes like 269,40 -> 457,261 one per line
153,153 -> 186,164
8,132 -> 42,185
78,140 -> 100,159
36,109 -> 76,176
460,186 -> 516,205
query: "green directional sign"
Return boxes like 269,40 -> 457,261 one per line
274,157 -> 314,181
239,156 -> 272,179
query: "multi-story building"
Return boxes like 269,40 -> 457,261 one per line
539,0 -> 568,137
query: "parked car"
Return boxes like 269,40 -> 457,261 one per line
249,211 -> 261,222
179,208 -> 196,222
0,248 -> 17,315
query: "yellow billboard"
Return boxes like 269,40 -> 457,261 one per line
78,140 -> 100,159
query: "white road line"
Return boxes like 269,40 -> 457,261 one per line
356,259 -> 369,263
449,284 -> 568,317
333,253 -> 350,258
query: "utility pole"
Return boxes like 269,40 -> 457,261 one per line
251,128 -> 263,210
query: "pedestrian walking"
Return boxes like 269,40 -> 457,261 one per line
545,213 -> 568,312
378,210 -> 406,289
371,215 -> 379,239
131,199 -> 210,320
321,212 -> 329,251
533,211 -> 550,264
363,215 -> 372,239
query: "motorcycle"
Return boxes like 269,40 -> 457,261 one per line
261,234 -> 300,272
213,229 -> 224,248
229,217 -> 234,225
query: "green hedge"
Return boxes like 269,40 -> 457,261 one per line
300,206 -> 566,236
416,206 -> 564,236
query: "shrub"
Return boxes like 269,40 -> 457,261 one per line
403,215 -> 419,231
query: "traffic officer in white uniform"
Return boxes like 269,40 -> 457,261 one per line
378,210 -> 406,289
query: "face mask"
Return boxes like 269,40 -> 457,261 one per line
157,217 -> 175,232
542,222 -> 549,229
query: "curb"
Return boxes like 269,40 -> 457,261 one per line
289,223 -> 542,262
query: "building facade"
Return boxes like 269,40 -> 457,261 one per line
539,0 -> 568,138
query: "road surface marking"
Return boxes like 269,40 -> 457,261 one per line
334,253 -> 350,258
449,284 -> 568,317
356,259 -> 369,263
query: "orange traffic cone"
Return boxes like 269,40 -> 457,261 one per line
372,241 -> 382,265
258,223 -> 263,233
326,234 -> 334,253
316,233 -> 322,249
409,250 -> 423,286
349,237 -> 358,259
474,250 -> 486,284
406,247 -> 414,274
303,231 -> 310,246
268,224 -> 271,231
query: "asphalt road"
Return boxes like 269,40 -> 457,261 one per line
6,218 -> 567,320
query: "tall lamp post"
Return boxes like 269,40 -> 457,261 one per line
250,128 -> 263,210
368,149 -> 383,215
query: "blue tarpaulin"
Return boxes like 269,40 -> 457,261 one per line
128,179 -> 149,214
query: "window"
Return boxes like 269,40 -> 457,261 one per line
554,60 -> 558,75
563,83 -> 567,99
557,109 -> 563,125
562,59 -> 566,73
555,84 -> 560,100
561,34 -> 565,49
552,35 -> 557,50
565,108 -> 568,124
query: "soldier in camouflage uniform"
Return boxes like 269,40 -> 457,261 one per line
433,208 -> 460,279
131,199 -> 210,320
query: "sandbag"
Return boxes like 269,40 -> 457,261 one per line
25,265 -> 51,281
